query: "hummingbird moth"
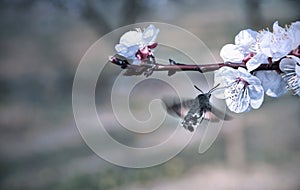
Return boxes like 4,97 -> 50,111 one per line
162,84 -> 232,132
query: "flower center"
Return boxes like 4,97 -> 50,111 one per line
242,52 -> 255,63
136,47 -> 150,60
224,77 -> 250,103
135,43 -> 157,61
236,77 -> 249,86
290,45 -> 300,57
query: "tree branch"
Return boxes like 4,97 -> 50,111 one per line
109,56 -> 280,77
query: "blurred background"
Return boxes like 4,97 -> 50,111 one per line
1,0 -> 300,189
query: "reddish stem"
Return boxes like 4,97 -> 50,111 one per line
109,56 -> 280,76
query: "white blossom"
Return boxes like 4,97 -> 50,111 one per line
115,24 -> 159,65
220,29 -> 257,63
259,21 -> 293,60
214,67 -> 264,113
248,21 -> 295,72
220,21 -> 299,72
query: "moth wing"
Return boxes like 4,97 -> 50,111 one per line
203,111 -> 220,122
161,97 -> 194,119
204,106 -> 233,122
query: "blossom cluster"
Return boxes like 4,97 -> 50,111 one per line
115,24 -> 159,65
216,21 -> 300,113
112,22 -> 299,114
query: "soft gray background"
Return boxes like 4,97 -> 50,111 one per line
1,0 -> 300,189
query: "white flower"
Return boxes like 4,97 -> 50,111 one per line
261,21 -> 293,60
220,29 -> 257,63
254,71 -> 287,97
249,21 -> 294,72
115,24 -> 159,65
235,29 -> 258,54
214,67 -> 264,113
245,30 -> 272,71
280,56 -> 300,95
220,21 -> 299,72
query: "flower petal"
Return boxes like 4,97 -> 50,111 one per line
225,83 -> 251,113
255,71 -> 287,97
235,29 -> 258,53
237,67 -> 261,85
287,55 -> 300,66
213,69 -> 226,99
115,44 -> 128,55
237,67 -> 253,78
288,21 -> 300,50
220,44 -> 244,62
115,43 -> 139,58
246,53 -> 268,72
215,66 -> 238,84
143,24 -> 160,45
257,30 -> 273,57
119,31 -> 143,47
296,64 -> 300,77
260,21 -> 293,60
271,22 -> 293,60
215,66 -> 265,112
248,84 -> 264,109
279,57 -> 296,73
